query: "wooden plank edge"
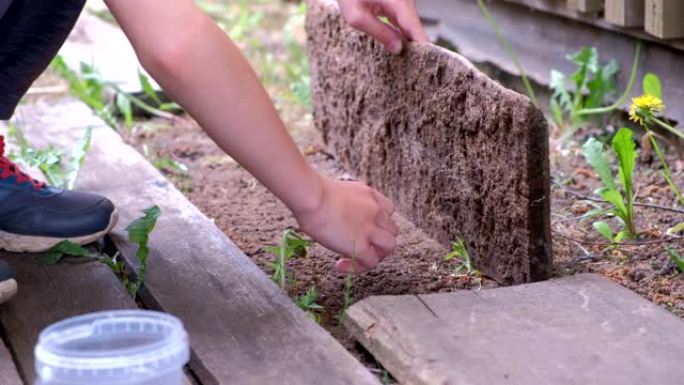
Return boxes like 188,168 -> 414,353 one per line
0,330 -> 23,385
22,98 -> 381,384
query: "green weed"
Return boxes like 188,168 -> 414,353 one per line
338,248 -> 356,324
265,229 -> 311,290
125,205 -> 162,295
583,127 -> 638,241
443,238 -> 482,288
550,47 -> 618,131
152,156 -> 189,175
7,123 -> 92,190
295,285 -> 324,323
42,205 -> 161,296
51,56 -> 178,133
667,248 -> 684,273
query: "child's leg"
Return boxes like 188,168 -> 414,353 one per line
0,0 -> 117,260
0,0 -> 86,119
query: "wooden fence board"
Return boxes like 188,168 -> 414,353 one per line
10,99 -> 380,385
605,0 -> 645,26
567,0 -> 604,13
645,0 -> 684,39
346,274 -> 684,385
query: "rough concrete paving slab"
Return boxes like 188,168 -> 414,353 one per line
346,273 -> 684,385
306,0 -> 551,284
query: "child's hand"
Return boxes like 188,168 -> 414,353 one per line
338,0 -> 428,54
295,176 -> 399,274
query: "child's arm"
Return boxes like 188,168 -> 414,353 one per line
104,0 -> 399,273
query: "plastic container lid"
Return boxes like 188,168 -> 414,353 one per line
34,310 -> 189,383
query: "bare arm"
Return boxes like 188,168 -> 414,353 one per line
104,0 -> 398,273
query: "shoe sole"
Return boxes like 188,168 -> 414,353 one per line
0,278 -> 17,305
0,209 -> 119,253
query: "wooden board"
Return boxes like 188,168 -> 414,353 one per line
0,338 -> 22,385
346,274 -> 684,385
0,252 -> 139,384
567,0 -> 604,13
645,0 -> 684,39
10,99 -> 380,385
605,0 -> 645,26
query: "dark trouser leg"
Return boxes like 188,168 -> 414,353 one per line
0,0 -> 86,119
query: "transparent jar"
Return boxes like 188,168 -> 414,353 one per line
34,310 -> 189,385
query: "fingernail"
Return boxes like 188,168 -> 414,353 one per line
389,40 -> 403,55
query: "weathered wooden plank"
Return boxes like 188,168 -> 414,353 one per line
12,99 -> 380,385
645,0 -> 684,39
567,0 -> 604,13
0,339 -> 22,385
0,252 -> 138,384
605,0 -> 645,26
346,274 -> 684,385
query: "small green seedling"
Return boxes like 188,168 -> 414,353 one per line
550,47 -> 618,131
42,205 -> 161,296
265,229 -> 311,290
667,248 -> 684,273
667,248 -> 684,274
582,127 -> 638,241
443,238 -> 482,288
7,123 -> 92,190
337,250 -> 355,324
295,285 -> 324,323
125,205 -> 162,295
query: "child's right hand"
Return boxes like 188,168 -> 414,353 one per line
294,176 -> 399,274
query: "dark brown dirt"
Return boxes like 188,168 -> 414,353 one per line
131,120 -> 497,356
306,0 -> 551,285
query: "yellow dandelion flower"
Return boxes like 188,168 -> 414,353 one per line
629,94 -> 665,126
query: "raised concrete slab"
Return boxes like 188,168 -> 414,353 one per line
306,0 -> 551,284
345,274 -> 684,385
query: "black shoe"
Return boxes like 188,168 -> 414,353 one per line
0,136 -> 118,252
0,261 -> 17,305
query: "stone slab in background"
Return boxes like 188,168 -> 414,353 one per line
346,274 -> 684,385
306,0 -> 551,284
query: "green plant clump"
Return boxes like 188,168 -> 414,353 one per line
7,123 -> 92,190
443,238 -> 482,288
583,127 -> 638,241
265,229 -> 311,290
550,47 -> 618,131
42,205 -> 162,296
295,285 -> 324,323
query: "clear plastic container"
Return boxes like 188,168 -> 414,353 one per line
34,310 -> 189,385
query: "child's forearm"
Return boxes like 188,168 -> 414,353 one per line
105,0 -> 323,216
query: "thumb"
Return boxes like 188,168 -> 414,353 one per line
346,11 -> 404,54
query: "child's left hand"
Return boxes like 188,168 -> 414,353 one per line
337,0 -> 428,54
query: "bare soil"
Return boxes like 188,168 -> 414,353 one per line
131,119 -> 497,356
